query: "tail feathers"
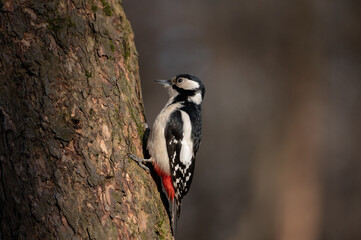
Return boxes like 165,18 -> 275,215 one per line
157,174 -> 180,237
170,199 -> 178,237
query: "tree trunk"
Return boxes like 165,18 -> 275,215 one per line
0,0 -> 172,239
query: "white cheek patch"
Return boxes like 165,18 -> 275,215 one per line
180,79 -> 200,90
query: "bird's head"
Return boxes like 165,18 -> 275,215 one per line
155,74 -> 205,105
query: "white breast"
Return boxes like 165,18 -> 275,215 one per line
147,102 -> 182,174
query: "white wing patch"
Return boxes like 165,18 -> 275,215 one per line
185,172 -> 192,182
171,152 -> 177,162
179,111 -> 193,167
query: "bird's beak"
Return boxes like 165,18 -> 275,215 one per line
155,79 -> 171,85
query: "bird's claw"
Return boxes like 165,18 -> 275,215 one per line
127,153 -> 151,172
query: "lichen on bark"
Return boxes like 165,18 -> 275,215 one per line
0,0 -> 172,239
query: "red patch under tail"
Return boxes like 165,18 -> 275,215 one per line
154,163 -> 175,201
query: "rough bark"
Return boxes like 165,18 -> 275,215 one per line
0,0 -> 172,239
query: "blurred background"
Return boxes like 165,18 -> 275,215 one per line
123,1 -> 361,240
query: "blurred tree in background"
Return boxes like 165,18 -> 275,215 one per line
124,1 -> 361,240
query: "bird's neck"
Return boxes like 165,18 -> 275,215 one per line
167,94 -> 202,107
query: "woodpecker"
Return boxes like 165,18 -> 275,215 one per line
129,74 -> 205,236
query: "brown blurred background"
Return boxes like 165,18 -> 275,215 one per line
123,1 -> 361,240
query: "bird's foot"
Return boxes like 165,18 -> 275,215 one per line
127,153 -> 152,172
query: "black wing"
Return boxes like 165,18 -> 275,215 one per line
165,110 -> 183,198
165,110 -> 196,215
164,110 -> 183,230
165,110 -> 197,198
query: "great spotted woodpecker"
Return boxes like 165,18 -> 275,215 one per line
129,74 -> 205,236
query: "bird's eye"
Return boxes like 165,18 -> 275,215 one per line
177,78 -> 183,83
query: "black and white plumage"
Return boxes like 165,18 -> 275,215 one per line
150,74 -> 204,232
165,93 -> 203,197
129,74 -> 205,236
